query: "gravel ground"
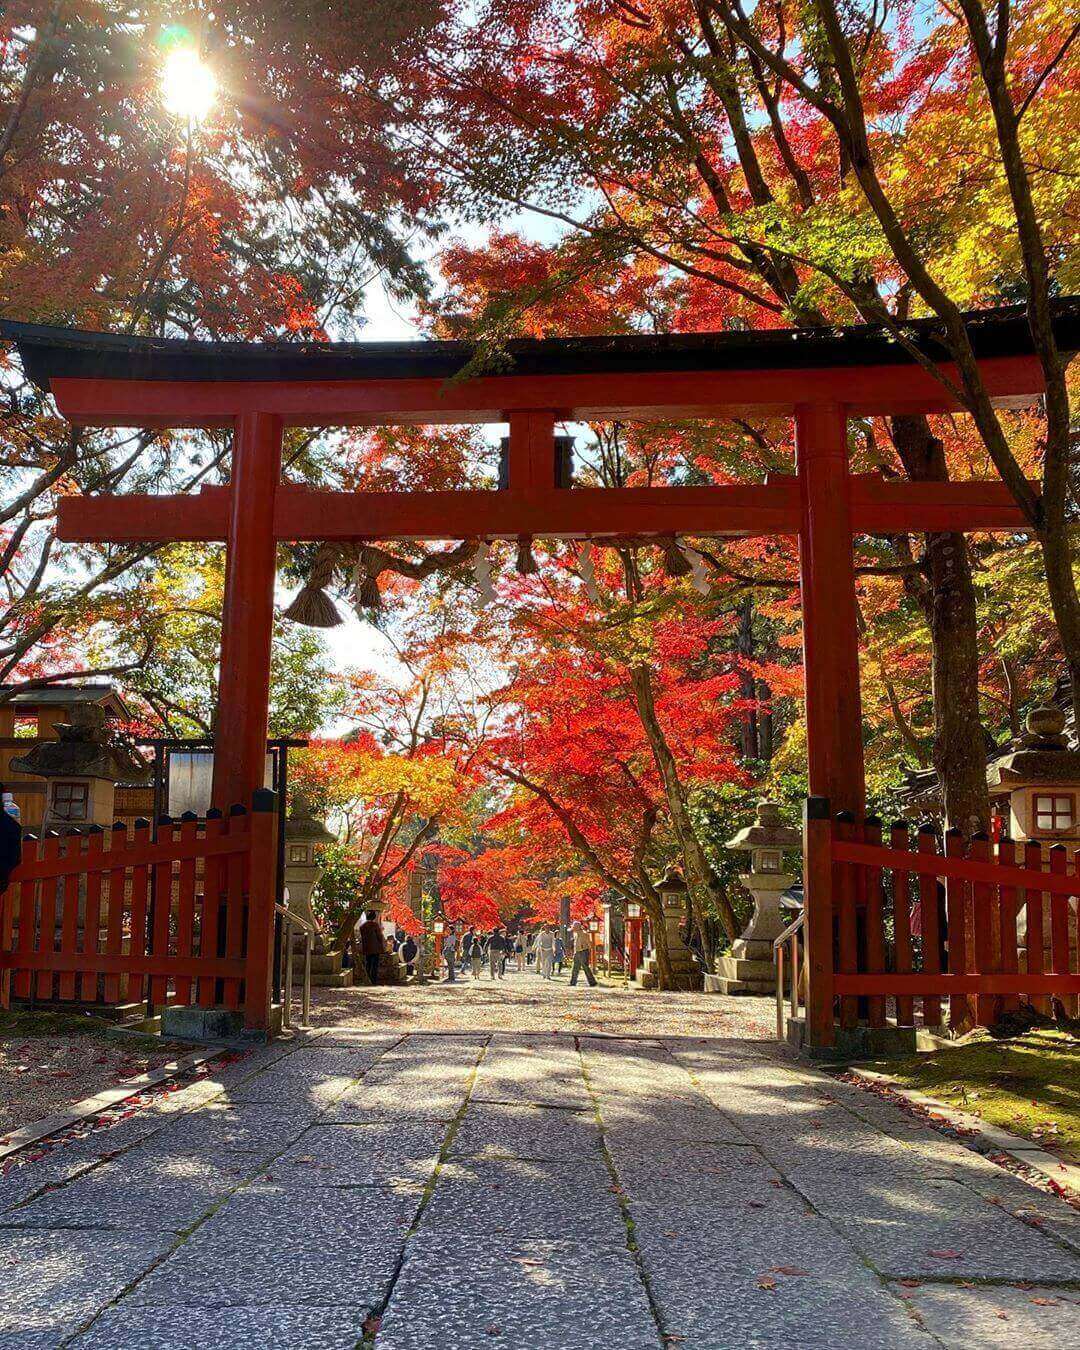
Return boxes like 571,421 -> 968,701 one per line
0,1027 -> 191,1138
309,966 -> 776,1040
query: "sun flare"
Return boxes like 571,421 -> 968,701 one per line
161,47 -> 217,122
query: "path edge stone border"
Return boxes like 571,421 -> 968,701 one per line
0,1044 -> 230,1161
848,1065 -> 1080,1198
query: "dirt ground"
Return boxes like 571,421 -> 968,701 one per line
0,1014 -> 190,1138
308,967 -> 776,1040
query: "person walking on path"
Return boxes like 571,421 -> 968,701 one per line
569,921 -> 598,987
487,926 -> 507,979
535,924 -> 555,979
553,932 -> 566,976
470,932 -> 485,979
460,927 -> 476,975
358,910 -> 386,987
442,926 -> 458,982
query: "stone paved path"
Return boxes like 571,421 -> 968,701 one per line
2,991 -> 1079,1347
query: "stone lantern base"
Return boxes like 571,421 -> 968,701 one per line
638,945 -> 703,992
706,871 -> 794,996
301,944 -> 353,989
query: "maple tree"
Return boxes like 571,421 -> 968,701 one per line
1,1 -> 437,710
373,0 -> 1079,832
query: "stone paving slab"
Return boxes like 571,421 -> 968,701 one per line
128,1185 -> 421,1307
0,1150 -> 101,1214
5,1005 -> 1080,1347
420,1156 -> 626,1242
898,1281 -> 1080,1347
0,1152 -> 253,1231
798,1173 -> 1080,1282
613,1140 -> 789,1207
376,1233 -> 661,1350
70,1303 -> 372,1349
634,1232 -> 933,1349
264,1122 -> 446,1188
0,1228 -> 173,1342
449,1103 -> 604,1161
323,1077 -> 472,1123
131,1101 -> 318,1158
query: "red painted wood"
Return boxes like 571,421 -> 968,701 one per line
174,816 -> 198,1007
834,973 -> 1080,996
127,821 -> 151,1005
80,830 -> 106,1004
36,835 -> 60,1001
0,952 -> 248,978
1024,839 -> 1047,1014
864,818 -> 885,1028
57,477 -> 1034,546
890,823 -> 914,1027
1048,846 -> 1074,1017
57,838 -> 82,1001
507,410 -> 556,492
833,841 -> 1075,895
915,829 -> 944,1028
149,821 -> 175,1008
13,868 -> 36,1000
223,810 -> 248,1010
212,412 -> 283,809
199,814 -> 225,1008
796,406 -> 865,813
47,354 -> 1046,427
834,816 -> 859,1030
803,804 -> 835,1049
998,837 -> 1020,1013
243,795 -> 278,1031
9,831 -> 245,880
103,825 -> 127,1005
944,831 -> 973,1028
0,868 -> 12,1009
969,834 -> 998,1026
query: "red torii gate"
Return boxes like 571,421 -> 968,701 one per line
6,302 -> 1077,1043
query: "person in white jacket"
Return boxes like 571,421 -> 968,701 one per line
534,924 -> 556,979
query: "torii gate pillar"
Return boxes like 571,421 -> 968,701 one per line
211,410 -> 283,809
796,403 -> 865,815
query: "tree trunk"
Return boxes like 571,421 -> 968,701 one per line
629,663 -> 740,941
891,416 -> 990,833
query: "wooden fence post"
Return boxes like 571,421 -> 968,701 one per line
803,796 -> 834,1049
244,788 -> 278,1033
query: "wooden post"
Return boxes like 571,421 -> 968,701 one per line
803,796 -> 835,1049
796,404 -> 865,814
212,411 -> 283,809
244,788 -> 278,1032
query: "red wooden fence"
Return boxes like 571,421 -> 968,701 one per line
0,789 -> 278,1031
804,799 -> 1080,1045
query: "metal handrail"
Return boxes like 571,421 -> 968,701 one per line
773,911 -> 804,1041
275,903 -> 314,1030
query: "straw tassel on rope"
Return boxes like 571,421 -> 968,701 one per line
283,543 -> 344,627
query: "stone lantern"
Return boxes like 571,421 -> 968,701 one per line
283,794 -> 336,930
9,704 -> 147,830
639,866 -> 703,991
987,704 -> 1080,852
282,794 -> 351,989
710,801 -> 802,996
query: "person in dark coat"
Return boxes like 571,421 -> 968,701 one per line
358,910 -> 386,986
0,790 -> 21,891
